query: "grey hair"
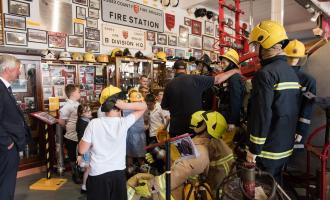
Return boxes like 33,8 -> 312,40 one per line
0,55 -> 21,74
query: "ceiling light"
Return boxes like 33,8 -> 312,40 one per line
311,11 -> 321,22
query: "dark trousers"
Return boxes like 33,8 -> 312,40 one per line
64,138 -> 78,163
87,170 -> 127,200
256,157 -> 289,185
0,146 -> 19,200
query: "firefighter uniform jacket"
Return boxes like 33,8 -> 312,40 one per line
218,73 -> 245,125
293,67 -> 316,142
248,55 -> 301,160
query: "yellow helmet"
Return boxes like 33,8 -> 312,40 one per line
156,51 -> 167,62
97,54 -> 109,63
99,85 -> 122,104
128,89 -> 144,102
219,48 -> 240,68
111,48 -> 123,58
190,111 -> 227,139
284,39 -> 305,58
72,52 -> 83,61
84,52 -> 96,63
249,20 -> 289,49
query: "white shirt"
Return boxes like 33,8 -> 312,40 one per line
82,114 -> 136,176
59,99 -> 80,142
0,77 -> 11,88
148,103 -> 169,137
97,106 -> 106,118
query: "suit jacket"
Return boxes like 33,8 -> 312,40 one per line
0,79 -> 31,151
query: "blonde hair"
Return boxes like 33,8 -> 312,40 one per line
0,55 -> 21,74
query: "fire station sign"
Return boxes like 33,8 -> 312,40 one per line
102,24 -> 146,50
101,0 -> 164,32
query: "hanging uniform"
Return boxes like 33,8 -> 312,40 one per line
247,55 -> 301,181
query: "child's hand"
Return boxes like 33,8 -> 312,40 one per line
76,156 -> 82,165
115,100 -> 126,109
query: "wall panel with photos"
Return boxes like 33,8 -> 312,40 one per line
0,0 -> 243,61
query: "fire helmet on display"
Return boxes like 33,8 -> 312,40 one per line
72,52 -> 83,61
41,50 -> 56,60
111,48 -> 123,58
97,54 -> 109,63
59,51 -> 72,61
123,48 -> 132,57
84,52 -> 96,63
156,51 -> 167,62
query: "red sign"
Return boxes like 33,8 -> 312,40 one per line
122,31 -> 128,39
165,13 -> 175,31
133,4 -> 139,14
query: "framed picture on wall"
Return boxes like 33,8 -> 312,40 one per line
86,18 -> 98,29
191,20 -> 202,35
86,40 -> 100,53
88,8 -> 99,19
89,0 -> 100,9
179,25 -> 189,38
193,49 -> 203,59
28,29 -> 47,43
74,23 -> 84,36
175,49 -> 185,58
189,34 -> 202,49
76,6 -> 86,19
85,28 -> 100,41
202,35 -> 215,51
4,14 -> 26,30
168,35 -> 177,46
68,35 -> 84,48
147,31 -> 155,41
205,21 -> 214,36
8,0 -> 30,17
5,31 -> 27,46
164,47 -> 175,57
184,17 -> 191,26
157,33 -> 167,45
73,0 -> 87,6
48,35 -> 66,49
152,46 -> 164,54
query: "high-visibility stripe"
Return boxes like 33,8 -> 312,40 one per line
250,135 -> 266,145
127,186 -> 135,200
259,149 -> 293,160
274,82 -> 301,90
157,174 -> 175,200
299,117 -> 311,124
209,154 -> 234,167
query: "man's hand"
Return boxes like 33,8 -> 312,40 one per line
246,150 -> 257,163
8,142 -> 14,150
214,69 -> 241,85
227,124 -> 236,132
115,100 -> 126,109
127,173 -> 154,188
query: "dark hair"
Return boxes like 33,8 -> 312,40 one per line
65,84 -> 79,98
77,104 -> 90,118
154,89 -> 164,96
145,94 -> 156,102
139,86 -> 149,92
140,75 -> 148,80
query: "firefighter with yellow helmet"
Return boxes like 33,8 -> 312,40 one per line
218,48 -> 245,135
126,110 -> 234,200
284,39 -> 316,144
246,20 -> 301,183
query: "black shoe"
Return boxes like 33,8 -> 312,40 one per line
81,188 -> 87,194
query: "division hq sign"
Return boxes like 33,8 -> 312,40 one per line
101,0 -> 164,32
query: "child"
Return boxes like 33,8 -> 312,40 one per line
58,84 -> 81,183
76,104 -> 92,193
145,94 -> 169,144
155,89 -> 164,105
78,85 -> 146,200
124,89 -> 147,175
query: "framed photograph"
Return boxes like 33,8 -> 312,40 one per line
5,31 -> 27,46
178,37 -> 188,48
85,28 -> 100,41
86,40 -> 100,53
54,86 -> 66,98
179,25 -> 189,38
164,47 -> 174,57
205,21 -> 214,36
88,8 -> 99,19
215,25 -> 219,38
48,35 -> 66,49
86,18 -> 98,29
52,77 -> 65,85
184,17 -> 191,26
152,46 -> 164,54
210,52 -> 218,62
43,86 -> 53,99
89,0 -> 100,9
168,35 -> 177,46
8,0 -> 30,17
72,0 -> 87,6
27,29 -> 47,43
191,20 -> 202,35
175,49 -> 185,58
202,35 -> 215,51
157,33 -> 167,45
74,23 -> 84,36
4,14 -> 26,30
76,6 -> 86,19
11,79 -> 27,92
147,31 -> 155,41
68,35 -> 84,48
189,34 -> 202,49
193,49 -> 203,59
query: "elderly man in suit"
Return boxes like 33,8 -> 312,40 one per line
0,55 -> 31,200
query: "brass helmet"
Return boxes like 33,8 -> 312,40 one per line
84,52 -> 96,63
72,52 -> 83,61
97,54 -> 109,63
